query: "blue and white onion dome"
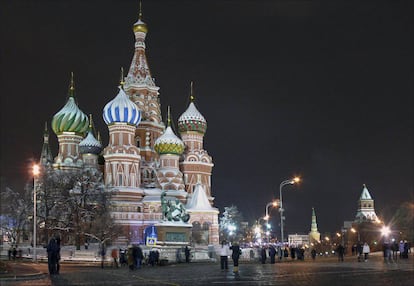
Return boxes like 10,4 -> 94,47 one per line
51,89 -> 89,135
178,101 -> 207,134
154,126 -> 185,155
103,86 -> 141,126
79,125 -> 103,155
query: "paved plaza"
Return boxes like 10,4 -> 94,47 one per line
1,253 -> 413,286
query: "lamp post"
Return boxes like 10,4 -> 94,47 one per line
265,201 -> 279,220
279,177 -> 300,243
32,164 -> 40,263
351,227 -> 360,242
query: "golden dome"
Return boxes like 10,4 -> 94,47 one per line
133,4 -> 148,33
133,19 -> 148,33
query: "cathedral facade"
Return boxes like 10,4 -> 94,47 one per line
41,11 -> 219,247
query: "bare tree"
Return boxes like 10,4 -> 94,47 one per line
37,168 -> 119,249
0,185 -> 32,245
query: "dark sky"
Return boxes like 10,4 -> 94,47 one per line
1,0 -> 413,236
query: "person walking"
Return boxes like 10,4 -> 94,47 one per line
311,248 -> 317,261
46,237 -> 58,275
184,246 -> 191,263
127,246 -> 134,270
362,242 -> 370,262
399,240 -> 404,258
230,242 -> 242,273
132,244 -> 144,269
383,241 -> 391,262
55,236 -> 61,274
260,246 -> 267,264
218,241 -> 231,270
357,242 -> 363,262
269,245 -> 276,264
111,248 -> 119,268
100,242 -> 107,269
337,244 -> 345,262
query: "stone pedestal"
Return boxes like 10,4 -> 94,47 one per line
155,221 -> 192,246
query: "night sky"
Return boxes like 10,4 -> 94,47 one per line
1,0 -> 413,236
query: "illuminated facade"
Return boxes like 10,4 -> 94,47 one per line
44,10 -> 219,246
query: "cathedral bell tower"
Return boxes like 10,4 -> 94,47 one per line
123,6 -> 164,164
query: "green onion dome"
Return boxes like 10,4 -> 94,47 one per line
51,74 -> 89,135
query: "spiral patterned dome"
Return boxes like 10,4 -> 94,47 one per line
178,102 -> 207,134
103,87 -> 141,126
79,126 -> 102,155
154,126 -> 185,155
51,84 -> 89,135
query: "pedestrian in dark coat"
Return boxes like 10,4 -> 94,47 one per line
55,236 -> 61,274
185,246 -> 191,263
260,246 -> 267,264
47,238 -> 58,275
132,244 -> 144,269
100,243 -> 106,269
290,247 -> 296,260
357,242 -> 363,262
311,248 -> 317,261
269,245 -> 276,264
337,244 -> 345,262
230,243 -> 242,273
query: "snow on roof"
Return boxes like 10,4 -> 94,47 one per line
359,185 -> 373,200
186,183 -> 218,212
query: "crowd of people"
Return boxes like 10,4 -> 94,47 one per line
37,237 -> 411,276
105,245 -> 163,270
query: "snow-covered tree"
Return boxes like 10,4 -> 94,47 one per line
219,205 -> 244,243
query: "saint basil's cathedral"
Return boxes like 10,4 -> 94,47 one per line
39,10 -> 219,246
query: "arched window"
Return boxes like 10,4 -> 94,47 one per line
135,136 -> 141,148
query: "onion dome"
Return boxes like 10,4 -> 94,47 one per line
133,5 -> 148,33
178,82 -> 207,134
79,115 -> 103,155
51,73 -> 89,135
154,107 -> 185,155
103,86 -> 141,126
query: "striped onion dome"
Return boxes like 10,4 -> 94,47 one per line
79,124 -> 102,155
178,101 -> 207,134
154,126 -> 185,155
51,75 -> 89,135
103,86 -> 141,126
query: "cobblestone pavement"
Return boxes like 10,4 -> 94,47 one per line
1,256 -> 413,286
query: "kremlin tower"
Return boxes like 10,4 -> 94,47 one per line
354,184 -> 378,223
308,207 -> 321,243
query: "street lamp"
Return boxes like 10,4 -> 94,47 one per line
265,201 -> 279,220
351,227 -> 360,242
381,226 -> 391,237
279,177 -> 300,243
32,164 -> 40,262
